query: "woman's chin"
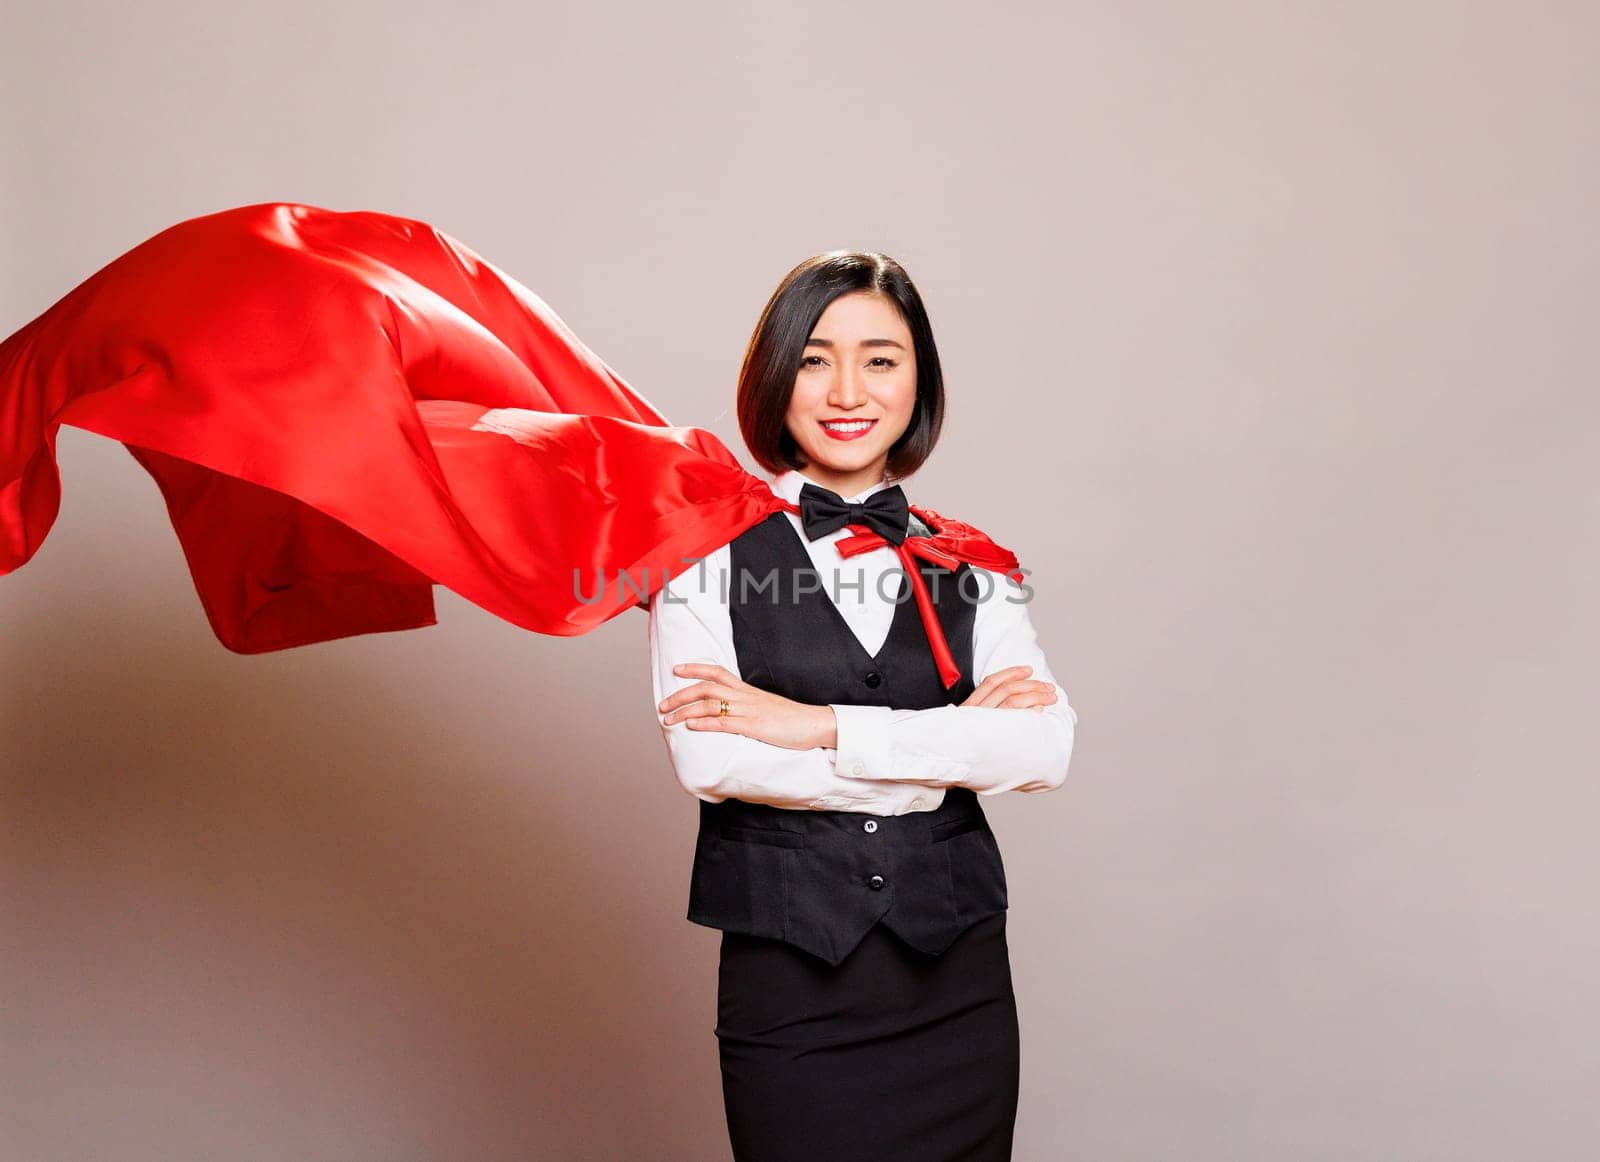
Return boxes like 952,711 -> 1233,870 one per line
806,446 -> 883,473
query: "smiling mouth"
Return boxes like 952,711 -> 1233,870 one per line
819,419 -> 877,439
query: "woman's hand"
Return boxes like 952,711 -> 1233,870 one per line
659,663 -> 834,750
660,662 -> 1059,749
963,665 -> 1059,710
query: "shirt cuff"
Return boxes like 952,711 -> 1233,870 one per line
830,703 -> 896,781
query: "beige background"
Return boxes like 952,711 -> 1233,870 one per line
3,2 -> 1596,1159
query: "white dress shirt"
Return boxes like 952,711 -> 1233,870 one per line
647,468 -> 1077,817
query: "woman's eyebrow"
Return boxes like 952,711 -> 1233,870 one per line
803,337 -> 907,349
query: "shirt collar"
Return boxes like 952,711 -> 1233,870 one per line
770,468 -> 898,506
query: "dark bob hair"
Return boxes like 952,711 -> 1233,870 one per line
736,251 -> 944,482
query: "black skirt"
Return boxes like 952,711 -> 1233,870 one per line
715,911 -> 1020,1162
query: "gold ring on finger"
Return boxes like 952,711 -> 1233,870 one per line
719,698 -> 729,717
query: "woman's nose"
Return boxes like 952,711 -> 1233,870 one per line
828,368 -> 867,407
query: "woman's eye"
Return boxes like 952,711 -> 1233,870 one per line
799,354 -> 896,369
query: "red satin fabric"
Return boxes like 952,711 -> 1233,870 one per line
0,201 -> 1018,687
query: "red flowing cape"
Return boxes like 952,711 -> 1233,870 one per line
0,202 -> 1019,681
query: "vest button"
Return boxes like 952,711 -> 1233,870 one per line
863,670 -> 883,688
863,820 -> 878,833
868,874 -> 885,890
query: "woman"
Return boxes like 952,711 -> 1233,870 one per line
1,207 -> 1074,1158
649,252 -> 1077,1162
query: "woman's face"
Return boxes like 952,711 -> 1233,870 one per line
783,290 -> 918,496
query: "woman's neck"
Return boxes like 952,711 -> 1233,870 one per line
795,465 -> 888,500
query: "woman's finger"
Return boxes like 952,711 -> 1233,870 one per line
976,665 -> 1032,689
1000,681 -> 1056,705
969,678 -> 1055,710
997,688 -> 1058,710
963,666 -> 1033,707
682,693 -> 745,729
1002,678 -> 1057,703
965,669 -> 1039,708
665,697 -> 732,724
659,680 -> 732,716
671,661 -> 736,686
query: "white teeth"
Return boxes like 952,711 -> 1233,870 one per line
821,420 -> 873,432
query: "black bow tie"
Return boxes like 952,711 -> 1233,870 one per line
797,482 -> 910,545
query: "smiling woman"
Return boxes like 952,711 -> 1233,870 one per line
0,206 -> 1072,1162
736,250 -> 945,499
783,291 -> 920,495
650,250 -> 1077,1161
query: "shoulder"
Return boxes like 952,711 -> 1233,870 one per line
907,500 -> 1000,541
906,501 -> 1023,582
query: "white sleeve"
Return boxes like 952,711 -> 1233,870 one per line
648,543 -> 943,816
829,568 -> 1077,795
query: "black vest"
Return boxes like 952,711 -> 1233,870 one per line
685,510 -> 1010,966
